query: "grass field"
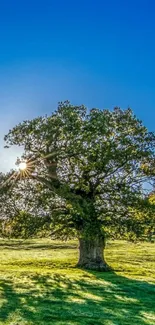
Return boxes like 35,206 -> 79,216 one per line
0,239 -> 154,325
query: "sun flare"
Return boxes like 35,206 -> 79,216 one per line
18,162 -> 27,171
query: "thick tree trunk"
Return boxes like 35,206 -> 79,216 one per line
77,233 -> 110,271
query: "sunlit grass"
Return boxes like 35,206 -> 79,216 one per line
0,239 -> 154,324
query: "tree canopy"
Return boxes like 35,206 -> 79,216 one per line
1,101 -> 155,269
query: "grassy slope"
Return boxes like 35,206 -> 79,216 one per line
0,239 -> 154,325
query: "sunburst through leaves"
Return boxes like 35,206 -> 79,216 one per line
18,161 -> 27,171
17,159 -> 36,179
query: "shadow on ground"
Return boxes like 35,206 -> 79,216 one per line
0,241 -> 77,250
0,271 -> 154,325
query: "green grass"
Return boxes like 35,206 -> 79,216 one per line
0,239 -> 154,325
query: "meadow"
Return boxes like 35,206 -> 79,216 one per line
0,239 -> 154,325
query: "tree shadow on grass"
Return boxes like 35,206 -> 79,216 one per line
0,271 -> 154,325
0,241 -> 77,250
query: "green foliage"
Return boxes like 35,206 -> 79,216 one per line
1,101 -> 155,240
1,211 -> 50,239
130,193 -> 155,241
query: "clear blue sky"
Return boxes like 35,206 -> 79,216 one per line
0,0 -> 155,170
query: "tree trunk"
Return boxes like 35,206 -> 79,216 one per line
77,233 -> 110,271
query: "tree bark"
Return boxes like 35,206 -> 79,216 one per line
77,232 -> 110,271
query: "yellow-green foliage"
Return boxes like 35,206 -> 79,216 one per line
0,239 -> 154,325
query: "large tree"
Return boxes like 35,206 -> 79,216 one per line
3,101 -> 155,270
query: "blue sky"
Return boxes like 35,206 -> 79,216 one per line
0,0 -> 155,171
